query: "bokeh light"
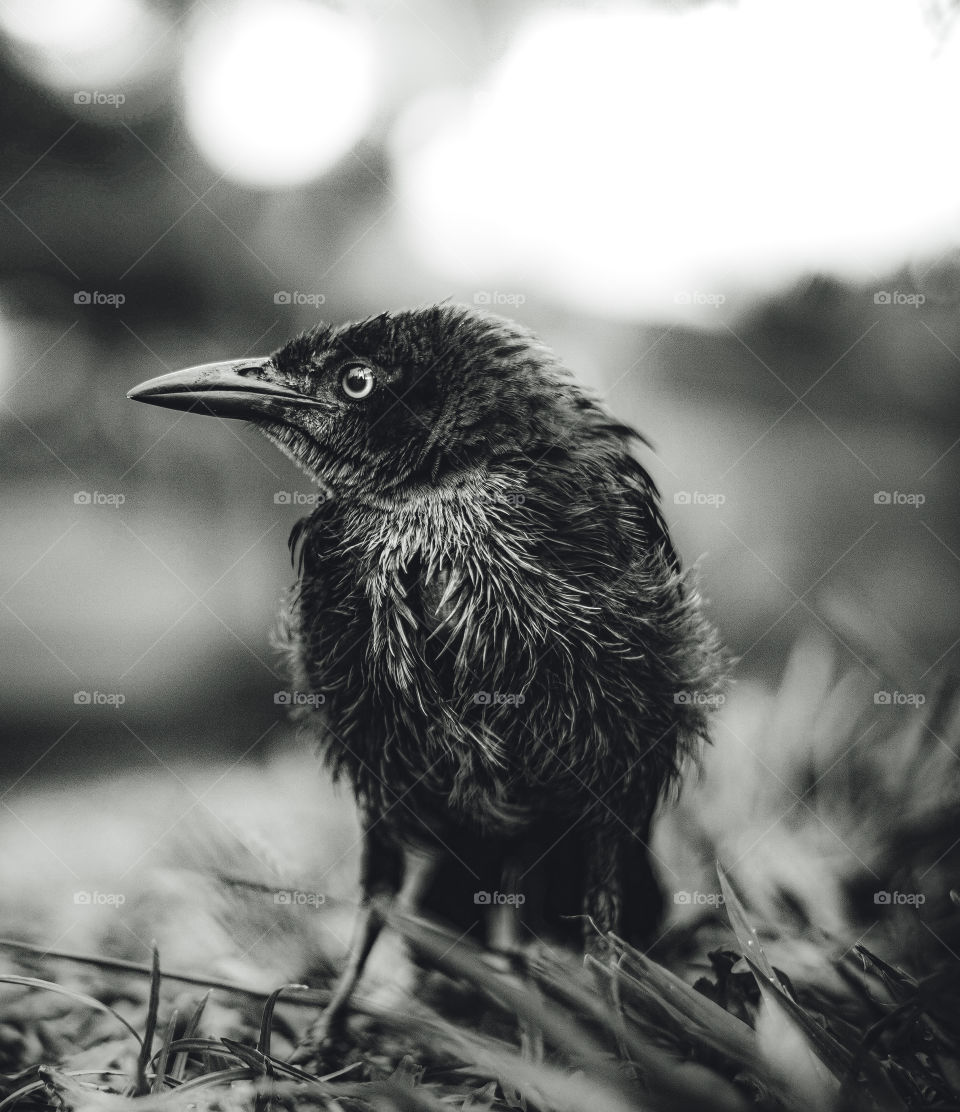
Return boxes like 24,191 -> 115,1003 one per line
182,0 -> 378,190
0,0 -> 170,95
394,0 -> 960,322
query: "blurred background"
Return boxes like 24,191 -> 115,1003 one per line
0,0 -> 958,811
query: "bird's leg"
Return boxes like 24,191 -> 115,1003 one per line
488,855 -> 545,1065
487,856 -> 525,956
293,841 -> 440,1061
324,846 -> 439,1027
582,858 -> 621,958
582,817 -> 664,958
395,843 -> 442,915
292,823 -> 401,1061
299,899 -> 384,1054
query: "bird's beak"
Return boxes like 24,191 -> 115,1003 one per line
127,358 -> 325,421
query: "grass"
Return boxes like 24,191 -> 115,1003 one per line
0,632 -> 958,1111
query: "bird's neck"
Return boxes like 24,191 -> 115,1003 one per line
350,464 -> 504,514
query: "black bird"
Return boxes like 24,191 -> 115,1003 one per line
128,304 -> 723,1044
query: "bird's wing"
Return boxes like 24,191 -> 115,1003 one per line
618,449 -> 684,581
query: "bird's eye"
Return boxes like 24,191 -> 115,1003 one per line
340,364 -> 374,400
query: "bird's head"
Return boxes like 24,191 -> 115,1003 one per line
128,304 -> 579,499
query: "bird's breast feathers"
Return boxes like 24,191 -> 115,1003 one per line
284,461 -> 719,832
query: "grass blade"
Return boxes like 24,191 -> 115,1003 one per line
716,864 -> 790,996
151,1008 -> 177,1094
0,974 -> 142,1047
134,942 -> 162,1095
170,989 -> 210,1081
